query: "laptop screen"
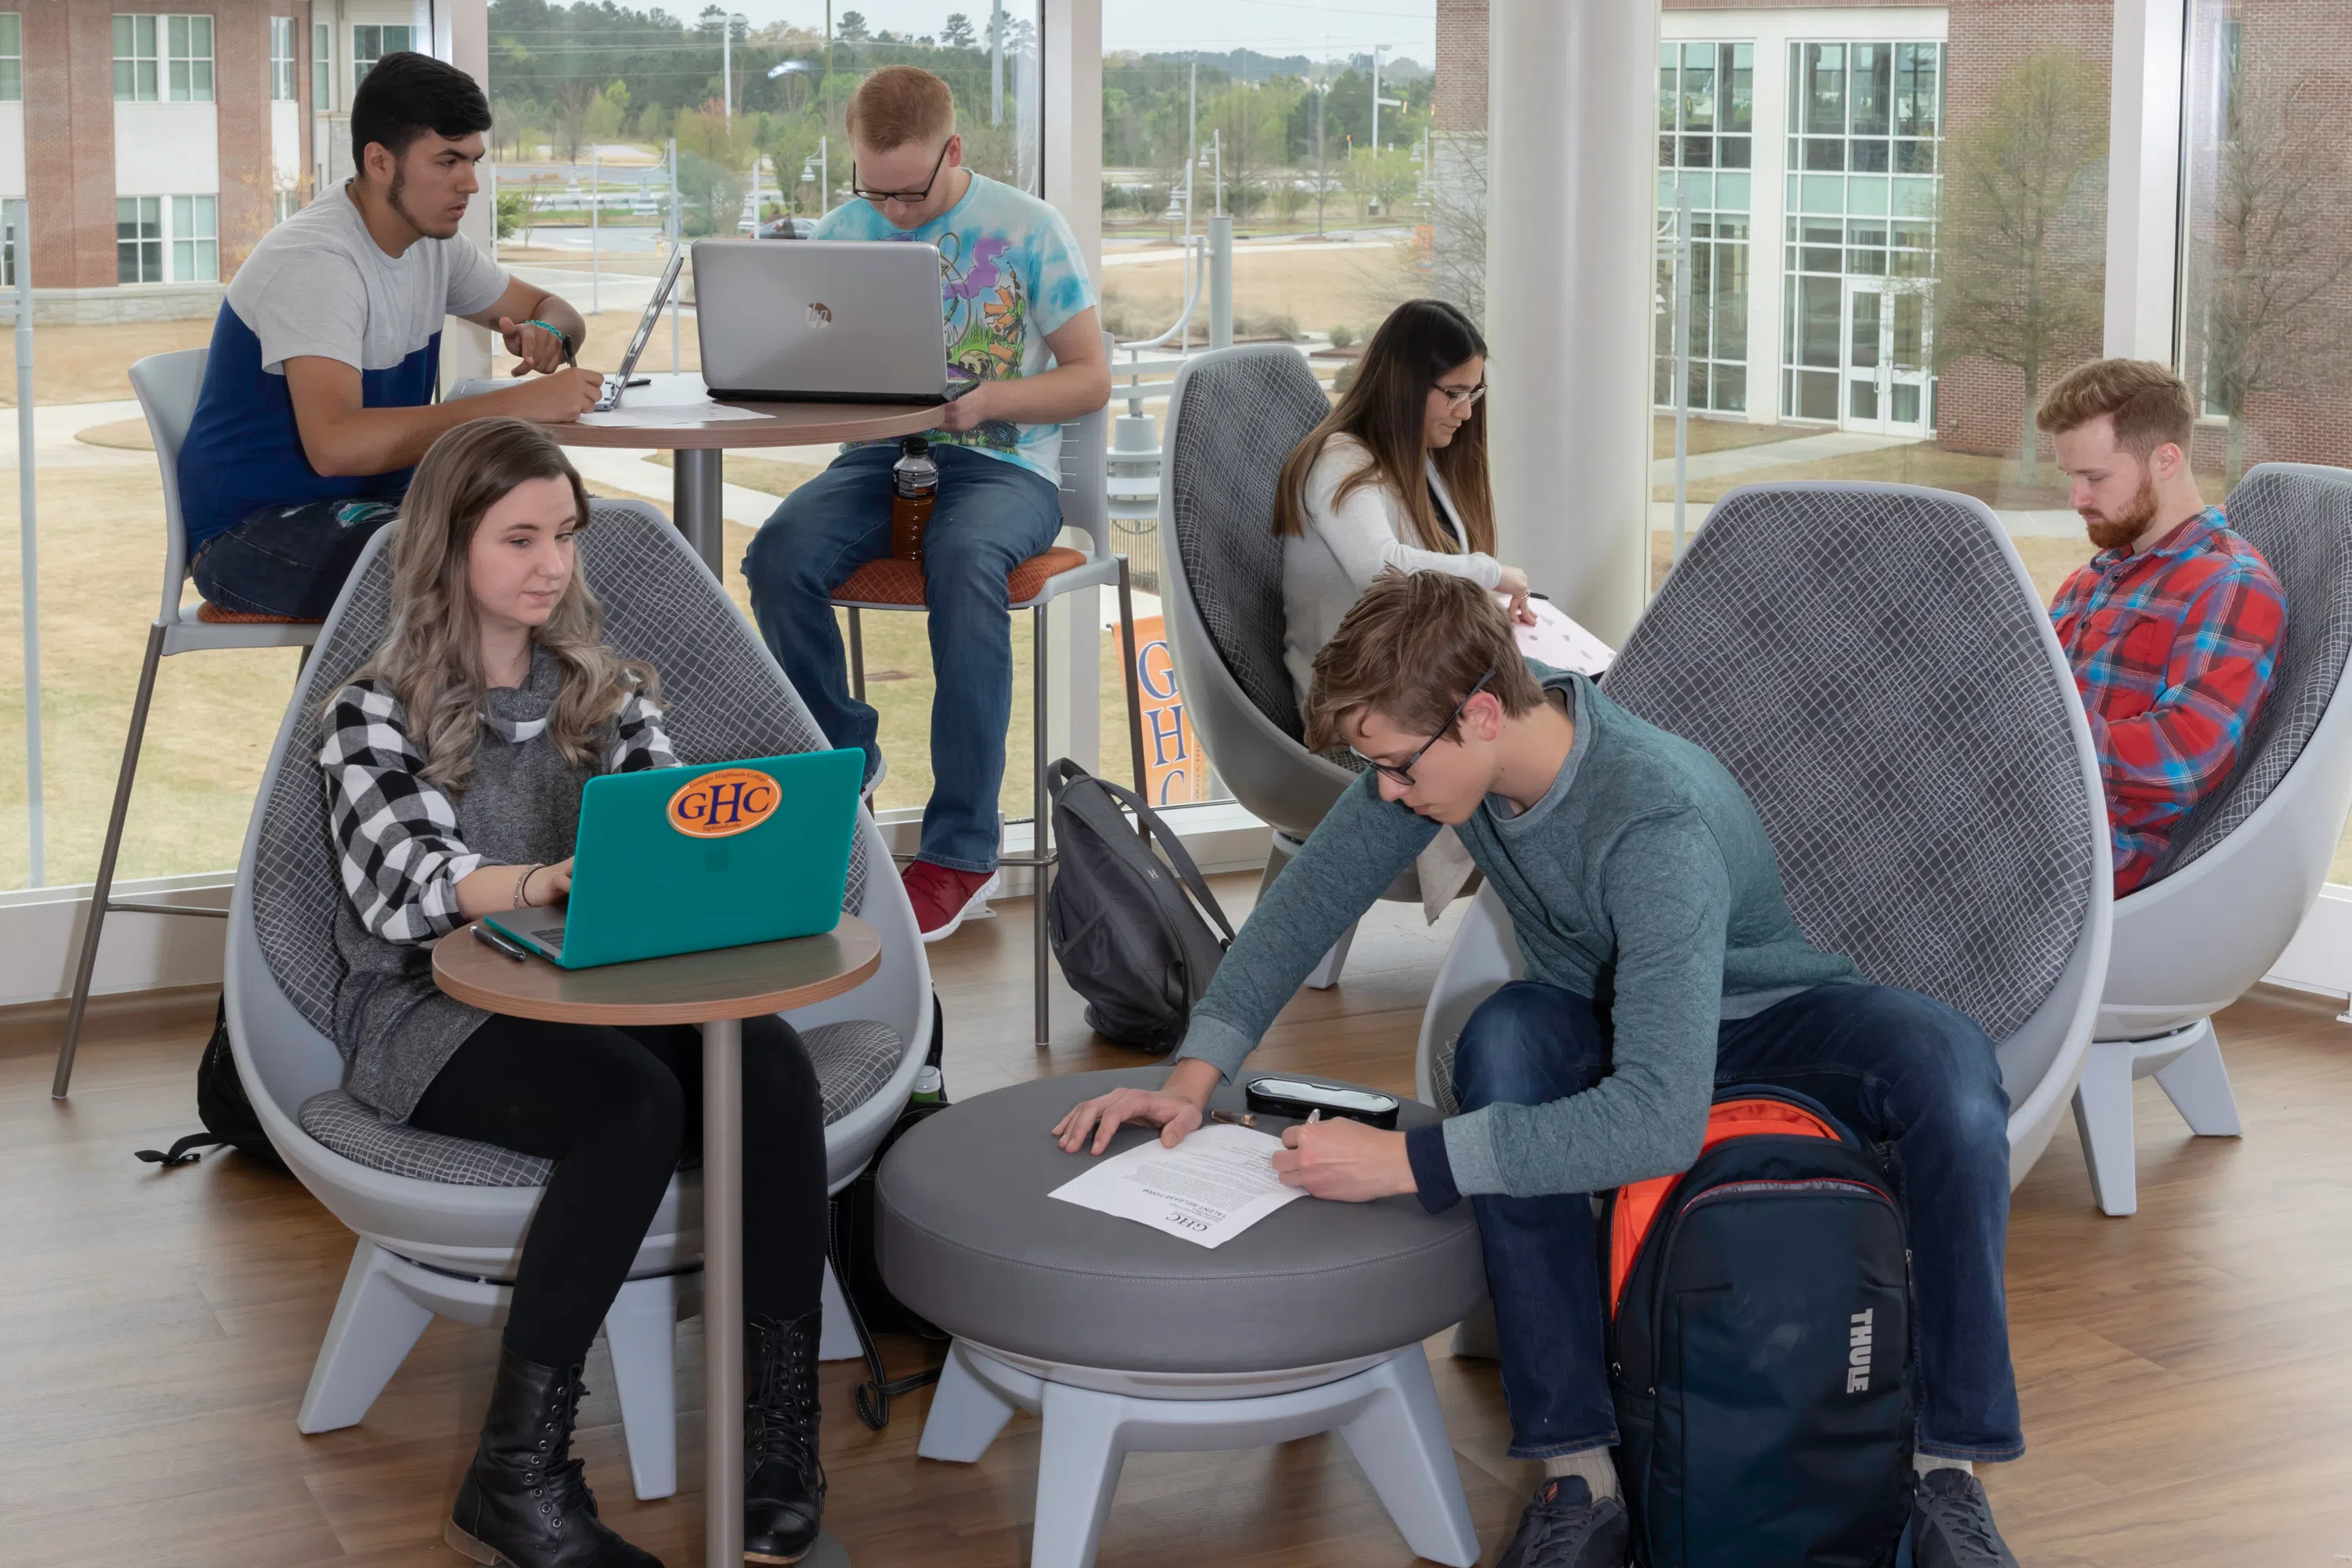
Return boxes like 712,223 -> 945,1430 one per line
615,244 -> 688,380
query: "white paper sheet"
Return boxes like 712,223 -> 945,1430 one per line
576,403 -> 769,428
1507,593 -> 1615,676
1047,1123 -> 1309,1248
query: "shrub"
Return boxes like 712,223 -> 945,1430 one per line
1328,323 -> 1357,350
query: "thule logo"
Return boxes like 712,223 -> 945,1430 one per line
1846,1308 -> 1874,1393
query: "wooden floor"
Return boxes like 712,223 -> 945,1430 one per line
8,880 -> 2352,1567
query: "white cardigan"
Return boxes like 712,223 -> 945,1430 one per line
1279,433 -> 1502,708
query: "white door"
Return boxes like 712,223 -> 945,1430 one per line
1841,278 -> 1933,437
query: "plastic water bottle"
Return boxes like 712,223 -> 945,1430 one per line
911,1065 -> 945,1105
891,437 -> 938,564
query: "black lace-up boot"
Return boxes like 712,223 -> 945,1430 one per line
743,1311 -> 828,1564
445,1345 -> 663,1568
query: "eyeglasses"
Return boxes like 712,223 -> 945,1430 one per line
1433,382 -> 1489,408
1352,666 -> 1497,787
850,140 -> 952,204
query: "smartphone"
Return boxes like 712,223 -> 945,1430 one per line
1243,1076 -> 1402,1130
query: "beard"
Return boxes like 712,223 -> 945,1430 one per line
2082,470 -> 2161,552
387,169 -> 462,241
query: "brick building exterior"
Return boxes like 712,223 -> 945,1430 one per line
18,2 -> 314,321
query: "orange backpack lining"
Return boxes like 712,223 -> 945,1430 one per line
1608,1098 -> 1844,1316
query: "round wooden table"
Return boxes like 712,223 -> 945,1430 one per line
546,373 -> 945,578
434,915 -> 883,1568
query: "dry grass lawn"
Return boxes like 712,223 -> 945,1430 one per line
1655,438 -> 2238,509
0,318 -> 218,407
1653,414 -> 1813,459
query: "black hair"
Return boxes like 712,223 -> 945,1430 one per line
349,52 -> 493,171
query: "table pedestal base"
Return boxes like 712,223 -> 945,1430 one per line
674,446 -> 728,579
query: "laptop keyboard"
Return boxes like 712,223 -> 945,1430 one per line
518,911 -> 567,956
593,375 -> 622,412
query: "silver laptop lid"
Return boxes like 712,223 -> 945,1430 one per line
614,243 -> 688,381
690,238 -> 948,405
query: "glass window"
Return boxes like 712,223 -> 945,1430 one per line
166,13 -> 212,102
270,16 -> 296,101
116,196 -> 162,283
172,194 -> 217,281
354,24 -> 413,90
114,14 -> 159,102
0,14 -> 21,103
1658,42 -> 1757,417
0,199 -> 22,288
2179,3 -> 2352,882
314,20 -> 331,110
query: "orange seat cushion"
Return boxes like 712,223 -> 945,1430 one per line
196,602 -> 324,626
834,546 -> 1090,609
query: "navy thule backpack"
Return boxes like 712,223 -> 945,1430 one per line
1607,1088 -> 1914,1568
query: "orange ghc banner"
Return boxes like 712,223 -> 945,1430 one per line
1131,616 -> 1208,806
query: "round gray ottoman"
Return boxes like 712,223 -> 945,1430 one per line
877,1068 -> 1486,1568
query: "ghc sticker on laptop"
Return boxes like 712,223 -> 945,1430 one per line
670,767 -> 784,838
484,750 -> 865,968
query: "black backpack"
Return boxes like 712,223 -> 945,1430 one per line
1043,758 -> 1235,1052
1607,1087 -> 1913,1568
134,996 -> 288,1173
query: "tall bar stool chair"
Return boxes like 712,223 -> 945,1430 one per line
831,374 -> 1148,1044
51,347 -> 324,1097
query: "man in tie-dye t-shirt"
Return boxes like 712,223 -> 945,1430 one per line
744,66 -> 1110,941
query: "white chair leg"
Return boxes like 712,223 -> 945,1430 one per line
818,1258 -> 862,1363
1029,1380 -> 1132,1568
298,1240 -> 436,1433
1305,919 -> 1359,991
2153,1022 -> 2243,1138
2072,1040 -> 2138,1218
916,1341 -> 1021,1464
1335,1345 -> 1480,1568
603,1274 -> 681,1501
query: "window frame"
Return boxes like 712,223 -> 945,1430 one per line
270,14 -> 297,102
0,13 -> 21,103
352,23 -> 414,91
313,20 -> 332,111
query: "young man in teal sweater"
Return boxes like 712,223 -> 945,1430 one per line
1054,572 -> 2024,1568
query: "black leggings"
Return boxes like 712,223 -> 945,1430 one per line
410,1013 -> 829,1370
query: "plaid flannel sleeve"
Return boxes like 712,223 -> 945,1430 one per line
317,682 -> 484,945
2089,563 -> 2288,814
605,687 -> 679,775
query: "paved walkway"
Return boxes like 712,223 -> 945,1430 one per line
1650,426 -> 1920,486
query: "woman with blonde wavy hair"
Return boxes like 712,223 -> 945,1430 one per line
318,417 -> 832,1568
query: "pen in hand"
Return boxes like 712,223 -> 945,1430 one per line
1305,1109 -> 1322,1126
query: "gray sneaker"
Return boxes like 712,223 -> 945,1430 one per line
1494,1477 -> 1630,1568
1913,1468 -> 2021,1568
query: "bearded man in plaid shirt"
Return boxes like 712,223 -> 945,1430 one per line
2041,359 -> 2287,894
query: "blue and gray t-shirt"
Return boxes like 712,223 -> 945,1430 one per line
178,184 -> 509,554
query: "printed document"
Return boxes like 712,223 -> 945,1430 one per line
1505,593 -> 1614,677
1048,1123 -> 1308,1248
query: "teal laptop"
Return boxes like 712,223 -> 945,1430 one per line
483,749 -> 864,969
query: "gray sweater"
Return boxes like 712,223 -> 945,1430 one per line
1171,666 -> 1861,1200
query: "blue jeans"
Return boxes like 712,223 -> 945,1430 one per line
742,444 -> 1062,873
1454,980 -> 2023,1465
190,497 -> 402,619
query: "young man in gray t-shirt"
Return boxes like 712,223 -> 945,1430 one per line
179,53 -> 600,619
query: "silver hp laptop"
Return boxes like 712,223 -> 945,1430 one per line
691,238 -> 962,405
593,242 -> 688,411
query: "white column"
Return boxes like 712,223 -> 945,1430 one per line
1043,0 -> 1104,788
1744,34 -> 1791,429
1486,0 -> 1659,646
439,0 -> 495,383
2103,0 -> 2185,361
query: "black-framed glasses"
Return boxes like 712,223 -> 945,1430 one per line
1433,381 -> 1488,408
849,140 -> 953,204
1352,666 -> 1497,786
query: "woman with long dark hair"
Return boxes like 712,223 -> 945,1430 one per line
320,418 -> 831,1567
1273,298 -> 1535,707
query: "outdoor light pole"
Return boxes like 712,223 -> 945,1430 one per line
11,212 -> 41,888
721,11 -> 747,120
589,150 -> 600,316
1371,45 -> 1388,151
